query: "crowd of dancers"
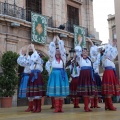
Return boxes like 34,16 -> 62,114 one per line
17,35 -> 119,113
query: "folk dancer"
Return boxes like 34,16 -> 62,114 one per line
17,47 -> 32,112
25,44 -> 45,113
69,56 -> 80,108
75,36 -> 98,112
102,39 -> 120,111
90,44 -> 102,108
46,35 -> 69,113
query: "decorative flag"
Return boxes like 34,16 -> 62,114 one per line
74,25 -> 86,48
31,12 -> 48,44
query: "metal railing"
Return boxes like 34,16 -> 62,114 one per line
0,1 -> 88,34
0,2 -> 26,20
0,1 -> 53,27
65,21 -> 88,36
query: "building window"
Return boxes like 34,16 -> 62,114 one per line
67,5 -> 79,33
26,0 -> 42,21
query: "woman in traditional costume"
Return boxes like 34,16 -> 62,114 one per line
75,36 -> 98,112
17,47 -> 32,112
90,45 -> 101,108
102,39 -> 119,111
46,35 -> 69,113
69,56 -> 80,108
26,44 -> 45,113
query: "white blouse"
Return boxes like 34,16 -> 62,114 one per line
102,44 -> 118,68
90,45 -> 100,73
103,59 -> 115,68
48,39 -> 66,65
75,45 -> 92,67
52,60 -> 63,68
69,65 -> 80,77
22,51 -> 43,72
93,54 -> 101,73
17,55 -> 31,73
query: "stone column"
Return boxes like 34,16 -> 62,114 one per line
114,0 -> 120,78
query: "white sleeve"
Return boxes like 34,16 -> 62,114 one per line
31,51 -> 39,62
48,41 -> 56,62
97,53 -> 101,65
90,45 -> 98,62
104,44 -> 118,61
30,51 -> 43,72
75,45 -> 82,65
58,40 -> 66,65
110,46 -> 118,60
17,55 -> 26,67
93,62 -> 99,73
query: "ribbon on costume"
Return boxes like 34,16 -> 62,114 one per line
31,70 -> 41,82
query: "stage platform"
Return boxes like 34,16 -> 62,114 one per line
0,103 -> 120,120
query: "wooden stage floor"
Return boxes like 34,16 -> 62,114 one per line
0,103 -> 120,120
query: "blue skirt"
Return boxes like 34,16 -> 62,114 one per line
46,68 -> 69,97
19,73 -> 29,98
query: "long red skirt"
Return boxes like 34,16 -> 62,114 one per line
27,72 -> 45,97
102,69 -> 120,96
70,77 -> 79,97
77,70 -> 98,96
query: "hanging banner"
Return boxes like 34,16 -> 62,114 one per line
74,25 -> 86,48
31,12 -> 47,44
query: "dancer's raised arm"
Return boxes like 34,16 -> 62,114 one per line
48,36 -> 57,62
57,35 -> 66,65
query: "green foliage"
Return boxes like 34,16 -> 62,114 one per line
0,51 -> 19,97
41,57 -> 49,90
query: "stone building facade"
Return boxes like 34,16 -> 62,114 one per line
108,14 -> 116,42
0,0 -> 101,106
0,0 -> 101,55
107,14 -> 119,78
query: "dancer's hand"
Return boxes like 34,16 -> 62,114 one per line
31,44 -> 35,52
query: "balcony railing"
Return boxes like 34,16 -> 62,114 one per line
65,21 -> 88,36
0,1 -> 53,27
0,1 -> 88,34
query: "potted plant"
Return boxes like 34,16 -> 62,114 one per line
0,51 -> 19,108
